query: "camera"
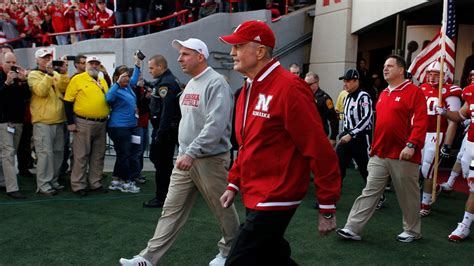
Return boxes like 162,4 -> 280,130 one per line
65,55 -> 76,61
52,60 -> 65,67
10,66 -> 19,73
135,50 -> 146,61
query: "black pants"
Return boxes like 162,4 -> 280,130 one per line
17,122 -> 33,173
226,208 -> 298,266
149,130 -> 177,201
336,133 -> 371,182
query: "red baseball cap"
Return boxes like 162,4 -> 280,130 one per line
219,20 -> 275,49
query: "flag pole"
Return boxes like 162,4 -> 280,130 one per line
431,0 -> 449,204
431,54 -> 445,204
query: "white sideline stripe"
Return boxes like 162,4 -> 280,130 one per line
228,183 -> 239,191
256,200 -> 302,207
319,204 -> 336,209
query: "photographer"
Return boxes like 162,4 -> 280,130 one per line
143,54 -> 181,208
27,48 -> 69,196
0,52 -> 31,199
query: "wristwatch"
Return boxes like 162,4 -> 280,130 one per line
322,213 -> 333,219
406,142 -> 417,150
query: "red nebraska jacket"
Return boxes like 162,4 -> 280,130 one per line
371,80 -> 428,164
227,60 -> 341,213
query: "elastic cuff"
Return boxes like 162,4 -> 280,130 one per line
227,183 -> 239,192
185,152 -> 196,159
318,204 -> 336,213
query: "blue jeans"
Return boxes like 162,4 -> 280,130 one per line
130,127 -> 148,178
134,7 -> 149,36
56,35 -> 69,45
108,127 -> 141,181
115,10 -> 134,38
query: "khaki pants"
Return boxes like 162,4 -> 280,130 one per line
33,123 -> 64,192
70,118 -> 107,192
140,153 -> 240,264
345,156 -> 421,236
0,123 -> 23,192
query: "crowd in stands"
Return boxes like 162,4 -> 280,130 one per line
0,0 -> 314,48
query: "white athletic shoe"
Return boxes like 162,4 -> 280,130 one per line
209,253 -> 226,266
119,255 -> 154,266
336,228 -> 361,241
120,181 -> 141,193
440,182 -> 453,192
108,180 -> 123,191
448,223 -> 470,242
396,231 -> 422,243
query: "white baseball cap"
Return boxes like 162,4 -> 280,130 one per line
35,48 -> 53,58
86,56 -> 101,64
172,38 -> 209,59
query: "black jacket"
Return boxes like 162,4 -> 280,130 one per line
148,68 -> 181,142
314,87 -> 338,140
0,71 -> 31,123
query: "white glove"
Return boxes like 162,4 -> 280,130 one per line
434,104 -> 447,115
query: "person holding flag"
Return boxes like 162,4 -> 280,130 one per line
419,61 -> 462,217
407,0 -> 457,206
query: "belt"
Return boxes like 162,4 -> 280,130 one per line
75,114 -> 108,122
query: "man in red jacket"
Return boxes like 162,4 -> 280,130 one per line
219,20 -> 341,265
336,55 -> 428,243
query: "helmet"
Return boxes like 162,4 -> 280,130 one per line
425,60 -> 449,85
426,61 -> 448,73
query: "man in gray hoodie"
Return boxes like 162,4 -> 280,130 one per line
120,38 -> 240,266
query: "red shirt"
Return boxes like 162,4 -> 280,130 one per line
420,83 -> 462,133
371,80 -> 428,164
96,8 -> 114,38
228,60 -> 341,212
48,5 -> 69,33
462,84 -> 474,142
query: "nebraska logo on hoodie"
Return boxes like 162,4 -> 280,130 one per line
253,93 -> 273,118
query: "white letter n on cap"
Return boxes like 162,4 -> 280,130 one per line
255,94 -> 273,112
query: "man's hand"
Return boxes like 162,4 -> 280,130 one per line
434,103 -> 447,115
329,139 -> 336,147
67,124 -> 78,132
176,154 -> 194,171
45,62 -> 54,75
220,190 -> 236,208
5,70 -> 16,85
98,64 -> 107,74
399,147 -> 414,161
338,134 -> 352,145
318,213 -> 336,236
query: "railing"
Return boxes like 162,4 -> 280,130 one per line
1,1 -> 307,46
0,9 -> 190,45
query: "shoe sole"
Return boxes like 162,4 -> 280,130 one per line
396,236 -> 421,243
336,229 -> 361,241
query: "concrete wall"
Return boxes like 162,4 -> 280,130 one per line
13,8 -> 313,93
309,0 -> 357,99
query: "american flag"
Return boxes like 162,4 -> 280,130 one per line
408,0 -> 456,83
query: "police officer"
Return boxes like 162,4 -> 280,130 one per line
305,72 -> 338,146
143,54 -> 181,208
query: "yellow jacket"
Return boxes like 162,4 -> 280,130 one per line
28,69 -> 70,124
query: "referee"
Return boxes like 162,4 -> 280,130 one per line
336,69 -> 373,184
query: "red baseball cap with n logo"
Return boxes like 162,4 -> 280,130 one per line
219,20 -> 275,49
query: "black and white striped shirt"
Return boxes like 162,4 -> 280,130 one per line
342,89 -> 373,137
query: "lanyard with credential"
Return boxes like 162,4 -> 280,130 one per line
93,78 -> 106,95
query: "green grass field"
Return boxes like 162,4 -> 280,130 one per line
0,169 -> 473,265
